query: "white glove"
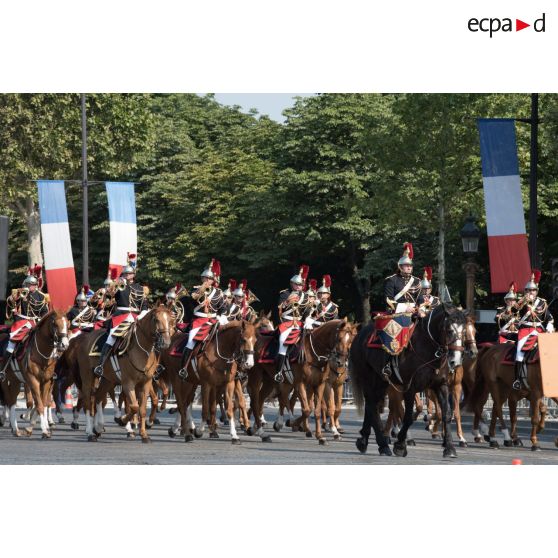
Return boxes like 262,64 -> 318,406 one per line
546,322 -> 555,333
304,316 -> 314,330
218,314 -> 228,326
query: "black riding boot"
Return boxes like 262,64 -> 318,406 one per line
513,361 -> 523,390
274,354 -> 287,383
179,347 -> 193,380
93,344 -> 112,378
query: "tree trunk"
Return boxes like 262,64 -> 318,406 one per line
12,197 -> 44,269
348,243 -> 371,323
438,201 -> 446,300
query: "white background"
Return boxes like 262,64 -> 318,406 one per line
1,1 -> 557,557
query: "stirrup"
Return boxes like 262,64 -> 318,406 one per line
274,371 -> 284,383
93,365 -> 104,378
0,370 -> 5,382
512,379 -> 521,391
381,364 -> 392,381
178,367 -> 188,381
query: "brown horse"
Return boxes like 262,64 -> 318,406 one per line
0,310 -> 69,438
465,342 -> 545,450
71,306 -> 173,442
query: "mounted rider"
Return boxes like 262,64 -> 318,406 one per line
67,285 -> 96,339
416,266 -> 440,316
304,275 -> 339,330
178,259 -> 226,379
165,284 -> 185,325
513,270 -> 554,390
93,254 -> 149,377
223,279 -> 236,311
224,279 -> 256,322
1,265 -> 50,379
90,271 -> 117,325
275,264 -> 311,381
495,282 -> 519,343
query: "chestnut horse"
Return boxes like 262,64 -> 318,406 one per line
0,310 -> 69,438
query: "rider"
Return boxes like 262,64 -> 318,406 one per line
513,270 -> 554,390
382,243 -> 421,380
178,259 -> 226,378
224,280 -> 256,322
495,282 -> 519,343
276,265 -> 311,380
93,254 -> 149,377
304,275 -> 339,330
67,285 -> 97,339
223,279 -> 236,312
165,285 -> 185,325
416,266 -> 440,315
1,266 -> 49,379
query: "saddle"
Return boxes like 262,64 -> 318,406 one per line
88,322 -> 134,358
502,345 -> 539,366
367,312 -> 415,355
258,334 -> 301,364
169,332 -> 188,357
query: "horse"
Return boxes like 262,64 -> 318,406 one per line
350,303 -> 466,458
72,305 -> 173,442
0,310 -> 69,438
465,341 -> 546,450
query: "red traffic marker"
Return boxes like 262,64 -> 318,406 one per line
516,19 -> 530,32
512,458 -> 522,465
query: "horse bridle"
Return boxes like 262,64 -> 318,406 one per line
423,308 -> 465,368
308,323 -> 349,374
215,325 -> 255,369
51,315 -> 68,354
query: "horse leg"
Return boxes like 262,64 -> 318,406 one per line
93,380 -> 111,437
413,392 -> 424,421
25,372 -> 48,438
312,379 -> 328,444
137,380 -> 151,443
334,381 -> 344,433
296,381 -> 312,438
194,384 -> 208,438
453,382 -> 467,447
356,387 -> 391,456
326,382 -> 340,440
208,385 -> 219,439
225,379 -> 240,444
537,398 -> 547,434
435,383 -> 457,458
529,394 -> 542,451
508,396 -> 522,447
393,390 -> 416,456
234,378 -> 250,433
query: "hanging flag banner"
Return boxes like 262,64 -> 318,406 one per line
477,119 -> 531,293
106,182 -> 137,277
37,180 -> 77,309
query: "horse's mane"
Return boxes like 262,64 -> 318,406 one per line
220,320 -> 242,331
37,309 -> 64,327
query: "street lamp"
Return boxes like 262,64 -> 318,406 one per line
460,215 -> 480,312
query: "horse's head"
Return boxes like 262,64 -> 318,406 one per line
463,311 -> 478,357
40,310 -> 69,352
441,304 -> 467,372
151,305 -> 175,350
239,320 -> 257,369
329,318 -> 358,374
253,310 -> 274,333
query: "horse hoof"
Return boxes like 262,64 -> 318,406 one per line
489,440 -> 499,449
298,425 -> 305,432
141,437 -> 152,444
246,427 -> 253,436
41,432 -> 51,440
459,441 -> 468,448
474,436 -> 483,443
531,444 -> 541,452
184,434 -> 194,443
241,424 -> 247,433
273,421 -> 282,432
407,439 -> 416,446
114,417 -> 125,427
318,438 -> 328,446
169,407 -> 177,414
379,445 -> 393,456
71,422 -> 80,430
514,438 -> 524,447
443,447 -> 458,458
337,428 -> 345,434
145,422 -> 153,430
153,418 -> 160,425
304,430 -> 312,438
12,429 -> 22,437
503,440 -> 513,448
484,435 -> 491,443
355,437 -> 368,454
391,429 -> 398,438
168,428 -> 176,438
393,442 -> 407,457
209,432 -> 219,439
285,419 -> 291,428
333,434 -> 341,441
224,420 -> 230,426
93,429 -> 102,438
231,438 -> 241,445
87,434 -> 97,442
431,433 -> 440,440
58,417 -> 65,424
194,428 -> 204,439
262,436 -> 272,443
127,432 -> 135,439
25,428 -> 33,437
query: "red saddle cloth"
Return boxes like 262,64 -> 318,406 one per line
258,334 -> 300,364
192,318 -> 216,342
177,322 -> 190,332
9,319 -> 36,341
367,312 -> 415,355
169,332 -> 188,357
502,345 -> 539,366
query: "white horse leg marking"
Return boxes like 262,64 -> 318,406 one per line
256,426 -> 265,438
502,428 -> 511,441
458,434 -> 467,443
276,406 -> 284,428
113,397 -> 122,419
39,408 -> 49,434
479,421 -> 489,436
95,402 -> 105,432
125,421 -> 133,433
172,409 -> 181,434
186,404 -> 195,431
9,404 -> 19,432
47,406 -> 54,425
85,410 -> 93,436
229,411 -> 239,440
260,413 -> 267,425
472,429 -> 480,438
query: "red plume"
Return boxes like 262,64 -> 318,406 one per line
229,279 -> 237,291
110,266 -> 119,280
509,281 -> 517,292
212,259 -> 221,277
33,264 -> 43,277
424,267 -> 432,281
309,279 -> 317,292
533,269 -> 541,284
300,264 -> 309,281
127,253 -> 136,261
83,284 -> 90,294
241,279 -> 248,291
323,274 -> 331,288
403,242 -> 414,260
175,282 -> 182,292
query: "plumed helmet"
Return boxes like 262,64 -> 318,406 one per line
290,264 -> 309,286
504,282 -> 517,300
307,279 -> 318,297
201,258 -> 221,281
121,264 -> 135,275
420,267 -> 432,290
23,274 -> 38,287
317,274 -> 331,294
166,287 -> 177,300
524,269 -> 541,291
398,242 -> 414,267
224,279 -> 237,298
76,291 -> 87,303
233,279 -> 247,299
104,277 -> 113,287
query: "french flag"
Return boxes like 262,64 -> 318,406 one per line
478,119 -> 531,293
106,182 -> 137,276
37,180 -> 77,310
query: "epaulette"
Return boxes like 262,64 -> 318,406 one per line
279,289 -> 289,294
43,293 -> 50,304
384,274 -> 397,281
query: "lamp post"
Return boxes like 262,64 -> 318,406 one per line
460,215 -> 480,312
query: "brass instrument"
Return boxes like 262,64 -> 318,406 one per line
11,287 -> 29,300
191,281 -> 212,301
247,290 -> 260,304
116,278 -> 127,291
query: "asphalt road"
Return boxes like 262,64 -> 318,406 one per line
1,403 -> 558,465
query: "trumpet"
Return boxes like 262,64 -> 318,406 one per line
247,290 -> 260,304
11,287 -> 29,300
116,278 -> 127,291
191,282 -> 212,301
